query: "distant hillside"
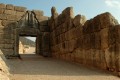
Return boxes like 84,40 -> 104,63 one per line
19,37 -> 35,47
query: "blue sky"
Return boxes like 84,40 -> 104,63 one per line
0,0 -> 120,41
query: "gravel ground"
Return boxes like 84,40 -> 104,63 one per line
6,54 -> 120,80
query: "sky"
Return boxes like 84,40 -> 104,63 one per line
0,0 -> 120,41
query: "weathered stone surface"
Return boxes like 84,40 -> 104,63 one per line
40,26 -> 50,32
6,4 -> 14,10
115,25 -> 120,43
100,28 -> 109,50
0,9 -> 4,14
38,16 -> 49,22
4,10 -> 16,15
32,10 -> 44,16
16,11 -> 25,17
73,15 -> 86,27
7,15 -> 16,21
0,27 -> 4,32
51,7 -> 58,19
62,7 -> 74,18
40,20 -> 48,26
1,20 -> 15,26
14,6 -> 26,12
0,14 -> 7,20
0,3 -> 6,9
1,49 -> 13,55
99,12 -> 118,29
4,44 -> 13,49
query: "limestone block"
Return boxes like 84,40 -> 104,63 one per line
0,20 -> 2,26
76,36 -> 83,49
0,9 -> 4,14
85,50 -> 92,65
4,39 -> 14,44
62,7 -> 74,18
74,49 -> 83,63
83,20 -> 90,34
1,20 -> 15,26
0,44 -> 4,48
105,45 -> 116,71
40,20 -> 48,26
90,33 -> 95,49
65,31 -> 69,41
68,39 -> 77,52
115,25 -> 120,43
0,14 -> 7,20
4,10 -> 16,15
100,28 -> 109,50
4,44 -> 13,49
51,7 -> 58,19
99,12 -> 118,29
100,50 -> 107,69
16,11 -> 25,17
74,26 -> 83,38
38,16 -> 49,22
95,32 -> 101,49
93,16 -> 101,32
14,6 -> 26,12
83,34 -> 90,50
61,33 -> 65,42
62,22 -> 68,32
64,41 -> 69,53
93,50 -> 101,67
7,15 -> 16,21
68,27 -> 76,40
32,10 -> 44,16
1,49 -> 13,55
115,43 -> 120,72
66,18 -> 74,30
4,34 -> 12,39
58,26 -> 62,36
0,26 -> 4,30
73,15 -> 86,27
0,40 -> 4,44
40,26 -> 50,32
0,3 -> 6,9
6,4 -> 14,10
109,26 -> 116,45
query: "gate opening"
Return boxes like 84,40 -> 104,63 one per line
19,36 -> 36,54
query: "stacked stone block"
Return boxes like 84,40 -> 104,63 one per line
0,3 -> 26,56
49,7 -> 120,76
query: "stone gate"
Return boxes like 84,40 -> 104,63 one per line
0,3 -> 50,57
0,3 -> 120,76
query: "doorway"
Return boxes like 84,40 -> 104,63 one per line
19,36 -> 36,54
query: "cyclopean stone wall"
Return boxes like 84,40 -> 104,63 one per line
49,7 -> 120,76
0,3 -> 50,56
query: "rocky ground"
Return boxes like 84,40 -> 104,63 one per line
0,50 -> 10,80
6,54 -> 119,80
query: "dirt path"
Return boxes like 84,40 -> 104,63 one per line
6,54 -> 120,80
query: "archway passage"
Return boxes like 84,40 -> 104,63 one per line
19,36 -> 36,54
13,11 -> 42,58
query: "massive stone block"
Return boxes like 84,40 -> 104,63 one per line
73,15 -> 86,27
14,6 -> 26,12
99,12 -> 118,29
0,14 -> 7,20
0,3 -> 6,9
4,10 -> 16,15
100,28 -> 109,50
62,7 -> 74,18
6,4 -> 14,10
0,9 -> 4,14
32,10 -> 44,16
